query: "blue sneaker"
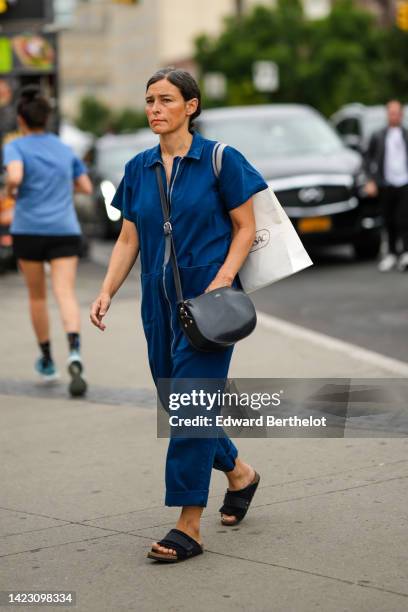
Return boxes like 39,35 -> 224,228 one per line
67,351 -> 87,397
35,357 -> 59,383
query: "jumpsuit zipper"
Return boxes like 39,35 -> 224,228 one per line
160,157 -> 184,356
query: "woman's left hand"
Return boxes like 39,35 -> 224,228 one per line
205,273 -> 233,293
204,198 -> 255,294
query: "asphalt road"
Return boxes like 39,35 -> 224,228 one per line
89,239 -> 408,364
251,245 -> 408,363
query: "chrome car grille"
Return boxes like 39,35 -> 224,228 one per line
277,184 -> 350,207
268,174 -> 356,218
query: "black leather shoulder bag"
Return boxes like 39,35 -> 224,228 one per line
155,164 -> 257,352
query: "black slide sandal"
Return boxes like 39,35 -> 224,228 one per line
219,471 -> 260,526
147,528 -> 204,563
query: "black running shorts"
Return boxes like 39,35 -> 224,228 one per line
12,234 -> 83,261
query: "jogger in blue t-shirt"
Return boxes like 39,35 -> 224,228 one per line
3,86 -> 93,396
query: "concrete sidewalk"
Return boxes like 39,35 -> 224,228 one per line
1,260 -> 407,612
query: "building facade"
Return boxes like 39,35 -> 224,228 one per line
357,0 -> 397,26
57,0 -> 334,117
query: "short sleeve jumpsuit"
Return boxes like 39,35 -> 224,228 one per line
112,131 -> 267,507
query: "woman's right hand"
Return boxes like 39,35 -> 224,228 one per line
364,180 -> 378,198
90,220 -> 139,332
90,292 -> 111,331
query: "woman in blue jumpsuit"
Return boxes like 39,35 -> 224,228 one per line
90,69 -> 267,562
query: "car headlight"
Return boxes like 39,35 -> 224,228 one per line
100,180 -> 121,222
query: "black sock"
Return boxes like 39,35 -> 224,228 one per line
67,332 -> 80,353
39,341 -> 52,364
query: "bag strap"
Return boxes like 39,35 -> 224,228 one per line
154,164 -> 184,304
212,142 -> 227,178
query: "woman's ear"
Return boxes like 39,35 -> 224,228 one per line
186,98 -> 198,116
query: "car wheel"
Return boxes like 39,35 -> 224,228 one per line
0,245 -> 17,273
80,234 -> 91,260
101,218 -> 115,240
96,199 -> 115,240
353,234 -> 382,260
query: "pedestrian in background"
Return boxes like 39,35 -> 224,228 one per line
90,68 -> 262,563
0,79 -> 18,163
364,100 -> 408,272
0,79 -> 18,257
3,85 -> 93,396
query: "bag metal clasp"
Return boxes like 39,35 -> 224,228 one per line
163,221 -> 172,235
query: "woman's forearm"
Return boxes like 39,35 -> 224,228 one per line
100,236 -> 139,299
216,226 -> 255,284
73,174 -> 93,195
5,162 -> 23,198
5,179 -> 19,199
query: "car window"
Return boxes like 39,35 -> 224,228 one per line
336,117 -> 361,136
97,145 -> 140,176
363,109 -> 387,139
199,113 -> 344,161
96,135 -> 158,176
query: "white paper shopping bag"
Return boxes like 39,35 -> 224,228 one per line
212,142 -> 313,294
238,186 -> 313,293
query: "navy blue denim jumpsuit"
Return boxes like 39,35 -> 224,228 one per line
112,131 -> 267,507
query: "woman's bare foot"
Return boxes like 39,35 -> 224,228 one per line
150,506 -> 203,557
221,458 -> 256,524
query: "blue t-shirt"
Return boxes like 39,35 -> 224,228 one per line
3,133 -> 87,235
111,131 -> 268,275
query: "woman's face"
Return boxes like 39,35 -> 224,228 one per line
145,78 -> 198,135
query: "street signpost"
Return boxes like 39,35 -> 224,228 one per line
0,0 -> 57,105
0,0 -> 54,25
203,72 -> 227,100
0,0 -> 57,266
0,0 -> 58,131
253,61 -> 279,93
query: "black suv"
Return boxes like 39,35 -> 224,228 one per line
85,130 -> 158,238
198,104 -> 382,259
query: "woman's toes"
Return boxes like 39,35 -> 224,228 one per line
151,542 -> 176,555
222,514 -> 236,524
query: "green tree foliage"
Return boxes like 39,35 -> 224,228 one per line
383,23 -> 408,96
194,0 -> 407,116
302,0 -> 387,114
76,96 -> 111,136
111,108 -> 148,133
75,97 -> 148,136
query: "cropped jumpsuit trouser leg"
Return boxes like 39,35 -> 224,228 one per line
142,264 -> 238,507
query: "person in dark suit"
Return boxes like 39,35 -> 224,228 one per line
364,100 -> 408,272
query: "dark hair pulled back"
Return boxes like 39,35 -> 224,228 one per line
17,85 -> 51,129
146,68 -> 201,132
